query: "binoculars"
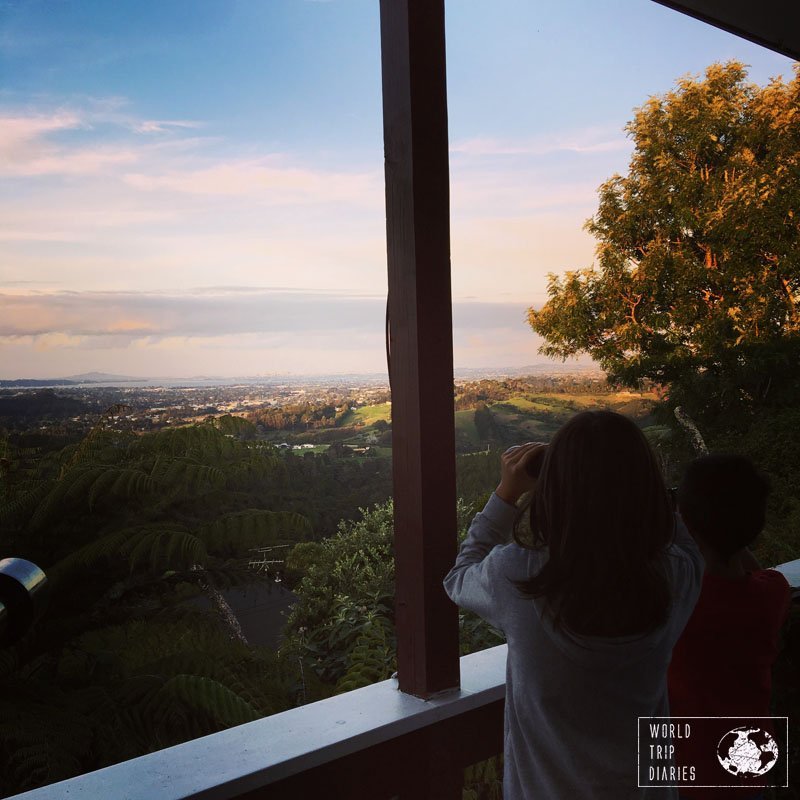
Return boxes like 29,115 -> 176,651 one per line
525,445 -> 547,478
507,443 -> 548,477
0,558 -> 47,648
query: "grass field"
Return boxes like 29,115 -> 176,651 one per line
477,391 -> 659,452
337,402 -> 392,427
271,391 -> 659,457
454,408 -> 481,447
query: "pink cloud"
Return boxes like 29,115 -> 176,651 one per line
123,159 -> 381,205
450,126 -> 630,157
0,111 -> 84,154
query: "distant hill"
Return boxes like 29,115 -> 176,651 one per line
0,379 -> 77,387
453,363 -> 602,379
0,372 -> 144,388
0,365 -> 601,389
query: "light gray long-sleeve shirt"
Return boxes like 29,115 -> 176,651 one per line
444,493 -> 704,800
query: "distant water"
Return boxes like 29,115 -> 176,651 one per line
1,375 -> 392,390
2,363 -> 601,390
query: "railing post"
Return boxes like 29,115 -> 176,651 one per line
379,0 -> 461,699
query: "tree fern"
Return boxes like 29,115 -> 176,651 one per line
0,646 -> 19,680
125,528 -> 209,573
0,417 -> 308,794
150,458 -> 226,499
154,674 -> 261,728
0,684 -> 94,793
0,481 -> 49,525
49,523 -> 200,582
30,465 -> 157,530
87,466 -> 158,510
197,509 -> 311,556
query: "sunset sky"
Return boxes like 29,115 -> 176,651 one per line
0,0 -> 793,378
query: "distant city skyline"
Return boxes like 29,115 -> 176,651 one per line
0,0 -> 794,378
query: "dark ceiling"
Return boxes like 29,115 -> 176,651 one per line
653,0 -> 800,61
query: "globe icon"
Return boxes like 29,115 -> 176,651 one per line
717,727 -> 779,777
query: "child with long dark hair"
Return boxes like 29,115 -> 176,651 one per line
444,410 -> 704,799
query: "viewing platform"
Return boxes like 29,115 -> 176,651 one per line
3,3 -> 798,799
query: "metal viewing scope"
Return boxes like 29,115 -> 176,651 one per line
0,558 -> 47,647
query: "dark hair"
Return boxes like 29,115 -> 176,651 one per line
677,454 -> 769,561
513,410 -> 674,637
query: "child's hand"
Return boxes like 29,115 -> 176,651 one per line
496,442 -> 547,506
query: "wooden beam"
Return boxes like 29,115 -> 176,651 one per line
379,0 -> 460,698
651,0 -> 800,60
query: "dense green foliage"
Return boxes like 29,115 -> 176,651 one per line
0,401 -> 509,795
270,447 -> 392,537
0,416 -> 309,795
282,499 -> 504,703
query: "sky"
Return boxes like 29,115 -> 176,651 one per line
0,0 -> 794,379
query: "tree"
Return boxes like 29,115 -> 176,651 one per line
529,62 -> 800,421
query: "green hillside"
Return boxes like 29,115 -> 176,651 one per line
337,402 -> 392,427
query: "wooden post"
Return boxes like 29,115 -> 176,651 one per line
379,0 -> 460,699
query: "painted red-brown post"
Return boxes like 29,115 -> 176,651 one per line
379,0 -> 461,700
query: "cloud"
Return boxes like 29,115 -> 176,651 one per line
0,110 -> 86,172
0,108 -> 135,177
122,159 -> 381,204
132,119 -> 202,134
0,289 -> 592,378
450,125 -> 630,158
446,124 -> 633,222
0,110 -> 83,150
0,288 -> 540,340
0,103 -> 205,178
0,100 -> 603,350
0,289 -> 381,339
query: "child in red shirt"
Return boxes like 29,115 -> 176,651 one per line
668,454 -> 792,800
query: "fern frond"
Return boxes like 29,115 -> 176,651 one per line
87,466 -> 157,509
0,481 -> 49,524
5,742 -> 81,791
30,465 -> 156,530
124,529 -> 209,573
64,465 -> 112,504
27,476 -> 71,530
49,523 -> 200,583
0,646 -> 18,678
153,674 -> 261,727
0,692 -> 94,791
197,510 -> 310,556
150,459 -> 226,498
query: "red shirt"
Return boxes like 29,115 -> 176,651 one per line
669,569 -> 791,718
668,569 -> 791,799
